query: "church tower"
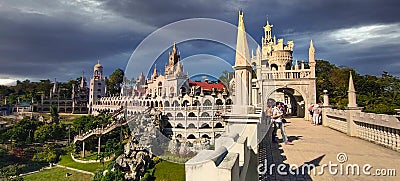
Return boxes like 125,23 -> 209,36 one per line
88,60 -> 106,114
233,10 -> 253,114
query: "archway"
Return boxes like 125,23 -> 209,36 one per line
187,123 -> 196,129
266,87 -> 306,118
187,134 -> 196,139
188,112 -> 196,117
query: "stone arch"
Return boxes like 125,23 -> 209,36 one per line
193,100 -> 201,106
270,64 -> 278,71
173,100 -> 179,107
166,113 -> 172,118
285,62 -> 292,70
226,98 -> 233,105
187,123 -> 196,129
182,100 -> 189,107
265,86 -> 308,118
201,134 -> 211,139
200,123 -> 211,128
203,99 -> 212,106
176,123 -> 184,128
187,134 -> 196,139
164,101 -> 170,107
176,113 -> 184,117
201,112 -> 210,117
215,122 -> 223,128
188,112 -> 196,117
215,98 -> 223,105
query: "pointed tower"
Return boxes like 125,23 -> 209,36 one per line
263,20 -> 273,43
80,72 -> 86,89
348,72 -> 357,108
151,64 -> 158,80
88,60 -> 106,114
233,10 -> 253,113
309,40 -> 316,78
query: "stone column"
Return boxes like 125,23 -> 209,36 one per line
346,72 -> 362,137
82,141 -> 85,158
98,136 -> 101,155
321,90 -> 331,127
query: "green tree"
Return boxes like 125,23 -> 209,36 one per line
218,70 -> 234,89
107,69 -> 124,96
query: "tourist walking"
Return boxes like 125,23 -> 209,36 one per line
312,104 -> 321,125
272,102 -> 292,145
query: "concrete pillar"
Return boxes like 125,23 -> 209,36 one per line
346,73 -> 362,136
321,90 -> 332,127
323,90 -> 329,106
98,136 -> 101,155
82,141 -> 85,158
346,109 -> 361,136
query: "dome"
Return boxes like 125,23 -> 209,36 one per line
94,60 -> 103,69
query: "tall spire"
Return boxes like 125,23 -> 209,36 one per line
348,72 -> 357,108
52,78 -> 57,93
234,10 -> 251,67
80,71 -> 86,88
309,39 -> 315,62
151,64 -> 158,79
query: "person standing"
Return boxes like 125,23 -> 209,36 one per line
312,104 -> 321,125
272,102 -> 292,145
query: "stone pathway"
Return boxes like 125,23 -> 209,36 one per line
266,118 -> 400,181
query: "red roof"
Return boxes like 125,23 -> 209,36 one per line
189,80 -> 226,91
135,89 -> 146,94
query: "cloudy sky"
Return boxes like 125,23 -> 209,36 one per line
0,0 -> 399,85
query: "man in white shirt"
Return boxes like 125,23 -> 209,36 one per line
272,102 -> 293,145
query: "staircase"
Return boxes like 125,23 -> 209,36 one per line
73,107 -> 148,144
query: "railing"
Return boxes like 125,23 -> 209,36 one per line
73,114 -> 140,143
323,107 -> 400,152
261,69 -> 312,80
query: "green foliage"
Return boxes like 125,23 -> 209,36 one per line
34,123 -> 65,143
316,60 -> 400,114
1,119 -> 43,146
0,78 -> 81,105
0,164 -> 23,181
106,68 -> 124,96
32,144 -> 57,163
50,105 -> 59,124
101,169 -> 124,181
218,70 -> 234,89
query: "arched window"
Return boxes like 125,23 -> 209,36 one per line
203,99 -> 212,106
188,112 -> 196,117
188,123 -> 196,129
271,64 -> 278,71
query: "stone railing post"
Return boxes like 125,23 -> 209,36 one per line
346,108 -> 362,137
346,72 -> 363,137
321,90 -> 331,127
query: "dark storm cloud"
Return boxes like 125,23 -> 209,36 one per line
0,0 -> 399,85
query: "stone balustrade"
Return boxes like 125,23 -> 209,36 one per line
261,69 -> 312,80
322,107 -> 400,152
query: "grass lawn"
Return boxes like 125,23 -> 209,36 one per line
23,167 -> 92,181
58,154 -> 108,173
153,160 -> 185,181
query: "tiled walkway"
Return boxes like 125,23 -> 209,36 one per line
265,118 -> 400,181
